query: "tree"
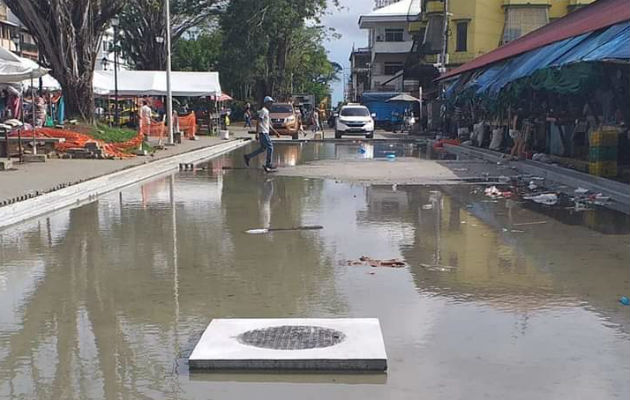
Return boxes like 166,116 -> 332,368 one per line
172,31 -> 222,71
5,0 -> 124,120
283,26 -> 341,104
219,0 -> 338,102
118,0 -> 226,70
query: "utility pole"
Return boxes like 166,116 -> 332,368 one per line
112,18 -> 120,126
440,0 -> 449,72
165,0 -> 174,145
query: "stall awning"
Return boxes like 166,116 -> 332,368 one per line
458,21 -> 630,97
93,70 -> 221,97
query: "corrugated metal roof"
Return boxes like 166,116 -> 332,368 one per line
438,0 -> 630,80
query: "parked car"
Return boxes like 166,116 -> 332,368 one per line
270,103 -> 300,140
335,104 -> 375,139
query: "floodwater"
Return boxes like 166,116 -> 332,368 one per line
0,142 -> 628,400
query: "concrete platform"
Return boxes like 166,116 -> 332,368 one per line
189,318 -> 387,371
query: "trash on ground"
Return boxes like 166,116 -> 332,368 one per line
419,263 -> 457,272
246,225 -> 323,234
422,204 -> 434,210
345,256 -> 407,268
484,186 -> 512,199
532,153 -> 552,163
524,193 -> 558,206
620,296 -> 630,306
574,187 -> 589,195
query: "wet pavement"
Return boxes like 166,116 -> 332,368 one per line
0,142 -> 628,399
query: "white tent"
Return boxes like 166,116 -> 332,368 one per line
0,47 -> 48,84
93,70 -> 221,97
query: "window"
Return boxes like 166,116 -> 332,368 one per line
385,29 -> 404,42
270,104 -> 293,114
383,62 -> 403,75
501,7 -> 548,45
456,22 -> 468,52
341,107 -> 370,117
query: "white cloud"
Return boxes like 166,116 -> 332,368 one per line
322,0 -> 373,103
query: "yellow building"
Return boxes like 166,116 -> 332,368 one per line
417,0 -> 594,68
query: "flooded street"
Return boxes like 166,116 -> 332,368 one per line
0,143 -> 628,399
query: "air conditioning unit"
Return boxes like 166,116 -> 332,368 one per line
437,53 -> 449,66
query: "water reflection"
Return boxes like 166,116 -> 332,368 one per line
0,143 -> 627,399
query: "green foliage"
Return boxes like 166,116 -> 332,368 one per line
172,31 -> 223,71
118,0 -> 225,70
218,0 -> 339,103
90,124 -> 138,143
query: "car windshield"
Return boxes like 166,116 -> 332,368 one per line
341,107 -> 369,117
271,105 -> 293,113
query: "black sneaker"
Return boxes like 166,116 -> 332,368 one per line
263,165 -> 277,172
243,155 -> 250,167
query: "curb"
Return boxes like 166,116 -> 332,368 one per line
0,139 -> 249,230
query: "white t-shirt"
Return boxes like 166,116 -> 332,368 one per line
258,106 -> 270,134
140,105 -> 152,125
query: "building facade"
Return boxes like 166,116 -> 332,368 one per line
0,1 -> 38,60
356,0 -> 421,97
415,0 -> 595,70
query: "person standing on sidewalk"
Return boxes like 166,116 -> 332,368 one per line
244,102 -> 252,128
243,96 -> 280,172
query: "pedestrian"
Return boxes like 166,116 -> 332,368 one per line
244,102 -> 252,128
140,100 -> 152,136
243,96 -> 281,172
311,107 -> 321,133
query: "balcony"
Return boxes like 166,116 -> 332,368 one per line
373,40 -> 413,54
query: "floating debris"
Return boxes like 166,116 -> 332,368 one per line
246,225 -> 323,234
345,256 -> 407,268
523,193 -> 558,206
484,186 -> 512,199
513,221 -> 548,226
419,263 -> 457,272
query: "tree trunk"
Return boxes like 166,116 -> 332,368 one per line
59,76 -> 95,121
5,0 -> 123,123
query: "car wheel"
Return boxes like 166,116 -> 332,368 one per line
366,132 -> 374,139
335,130 -> 341,139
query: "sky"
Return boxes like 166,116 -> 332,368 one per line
321,0 -> 374,104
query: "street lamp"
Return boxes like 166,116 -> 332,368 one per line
164,0 -> 174,145
111,17 -> 120,126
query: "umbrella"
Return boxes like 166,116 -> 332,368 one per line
386,93 -> 420,102
212,92 -> 232,102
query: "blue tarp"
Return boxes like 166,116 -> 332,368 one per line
446,21 -> 630,100
551,22 -> 630,65
583,26 -> 630,60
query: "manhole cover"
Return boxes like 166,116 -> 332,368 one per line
237,325 -> 345,350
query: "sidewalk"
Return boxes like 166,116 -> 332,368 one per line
0,133 -> 250,205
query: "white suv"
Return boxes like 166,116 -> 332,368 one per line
335,104 -> 375,139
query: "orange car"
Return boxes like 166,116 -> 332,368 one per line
270,103 -> 301,140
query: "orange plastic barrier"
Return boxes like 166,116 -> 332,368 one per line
178,112 -> 197,138
11,128 -> 144,158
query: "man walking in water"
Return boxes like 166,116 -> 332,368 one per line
244,96 -> 281,172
